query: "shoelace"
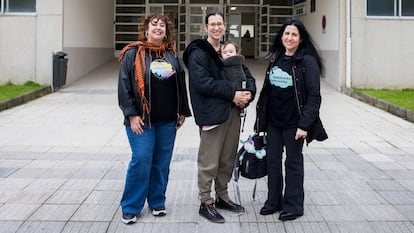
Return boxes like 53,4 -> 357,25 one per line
206,204 -> 219,216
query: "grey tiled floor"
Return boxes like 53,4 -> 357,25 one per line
1,59 -> 414,232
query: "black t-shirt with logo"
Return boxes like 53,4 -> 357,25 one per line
149,58 -> 178,123
268,55 -> 300,128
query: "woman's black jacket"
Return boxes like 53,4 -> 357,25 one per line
183,39 -> 256,126
118,47 -> 192,126
255,49 -> 327,144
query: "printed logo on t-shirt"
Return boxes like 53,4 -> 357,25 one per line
269,66 -> 293,88
150,59 -> 176,80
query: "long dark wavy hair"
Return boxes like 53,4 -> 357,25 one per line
270,18 -> 325,76
139,13 -> 175,46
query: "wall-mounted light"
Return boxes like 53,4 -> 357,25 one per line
230,7 -> 237,11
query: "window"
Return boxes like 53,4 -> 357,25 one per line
1,0 -> 36,13
402,0 -> 414,16
367,0 -> 414,17
311,0 -> 316,13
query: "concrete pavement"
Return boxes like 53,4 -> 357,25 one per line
1,58 -> 414,233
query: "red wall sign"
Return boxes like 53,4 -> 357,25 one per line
322,15 -> 326,33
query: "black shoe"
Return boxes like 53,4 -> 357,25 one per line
215,197 -> 245,212
278,211 -> 303,221
152,207 -> 167,217
121,213 -> 137,224
259,206 -> 278,215
199,202 -> 225,223
259,204 -> 282,215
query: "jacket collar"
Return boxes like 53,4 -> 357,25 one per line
183,39 -> 222,68
273,48 -> 305,63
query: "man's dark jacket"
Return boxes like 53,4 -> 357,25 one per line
183,39 -> 256,126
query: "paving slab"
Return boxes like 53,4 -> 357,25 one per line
0,59 -> 414,232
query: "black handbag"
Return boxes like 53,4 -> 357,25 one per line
233,134 -> 267,203
238,145 -> 267,179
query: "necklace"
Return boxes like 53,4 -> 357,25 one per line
207,38 -> 221,52
214,44 -> 221,52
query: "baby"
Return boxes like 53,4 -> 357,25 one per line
221,41 -> 248,117
201,41 -> 251,131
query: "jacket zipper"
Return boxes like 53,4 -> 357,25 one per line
256,56 -> 274,133
165,55 -> 181,121
292,64 -> 302,116
174,60 -> 180,121
255,74 -> 265,133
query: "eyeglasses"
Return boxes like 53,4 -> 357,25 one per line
207,22 -> 224,28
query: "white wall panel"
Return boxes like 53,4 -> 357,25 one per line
64,0 -> 114,48
0,17 -> 36,84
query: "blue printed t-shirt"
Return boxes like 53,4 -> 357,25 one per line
268,55 -> 300,128
149,58 -> 178,123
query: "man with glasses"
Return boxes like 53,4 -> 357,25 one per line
183,9 -> 256,223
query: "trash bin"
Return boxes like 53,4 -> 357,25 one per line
53,51 -> 68,89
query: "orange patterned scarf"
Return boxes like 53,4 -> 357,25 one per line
119,41 -> 176,120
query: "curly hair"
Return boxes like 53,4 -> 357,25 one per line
139,13 -> 175,46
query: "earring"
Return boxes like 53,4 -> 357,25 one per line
164,36 -> 167,41
144,32 -> 148,38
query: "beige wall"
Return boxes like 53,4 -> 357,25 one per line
298,0 -> 341,90
0,0 -> 63,85
0,16 -> 37,84
351,1 -> 414,89
2,1 -> 413,89
63,0 -> 114,85
0,0 -> 114,86
298,0 -> 414,90
37,0 -> 64,85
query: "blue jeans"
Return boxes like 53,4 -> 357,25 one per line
121,121 -> 177,215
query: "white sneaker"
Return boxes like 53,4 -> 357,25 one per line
121,213 -> 137,224
152,207 -> 167,216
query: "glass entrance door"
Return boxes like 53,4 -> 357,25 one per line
227,5 -> 259,57
114,0 -> 292,58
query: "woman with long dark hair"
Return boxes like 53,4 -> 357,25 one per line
255,18 -> 327,221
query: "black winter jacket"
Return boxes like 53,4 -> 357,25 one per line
255,49 -> 327,144
118,47 -> 191,126
183,39 -> 256,126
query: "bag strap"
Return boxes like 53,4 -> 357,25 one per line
240,109 -> 247,132
252,180 -> 258,200
232,135 -> 264,205
233,150 -> 242,205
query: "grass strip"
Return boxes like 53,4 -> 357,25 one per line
0,81 -> 46,102
355,88 -> 414,112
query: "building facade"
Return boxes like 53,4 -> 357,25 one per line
1,0 -> 413,90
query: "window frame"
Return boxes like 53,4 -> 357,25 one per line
366,0 -> 414,19
0,0 -> 37,15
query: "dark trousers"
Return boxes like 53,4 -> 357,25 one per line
265,124 -> 304,214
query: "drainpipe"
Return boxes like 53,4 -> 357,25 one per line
345,0 -> 352,88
